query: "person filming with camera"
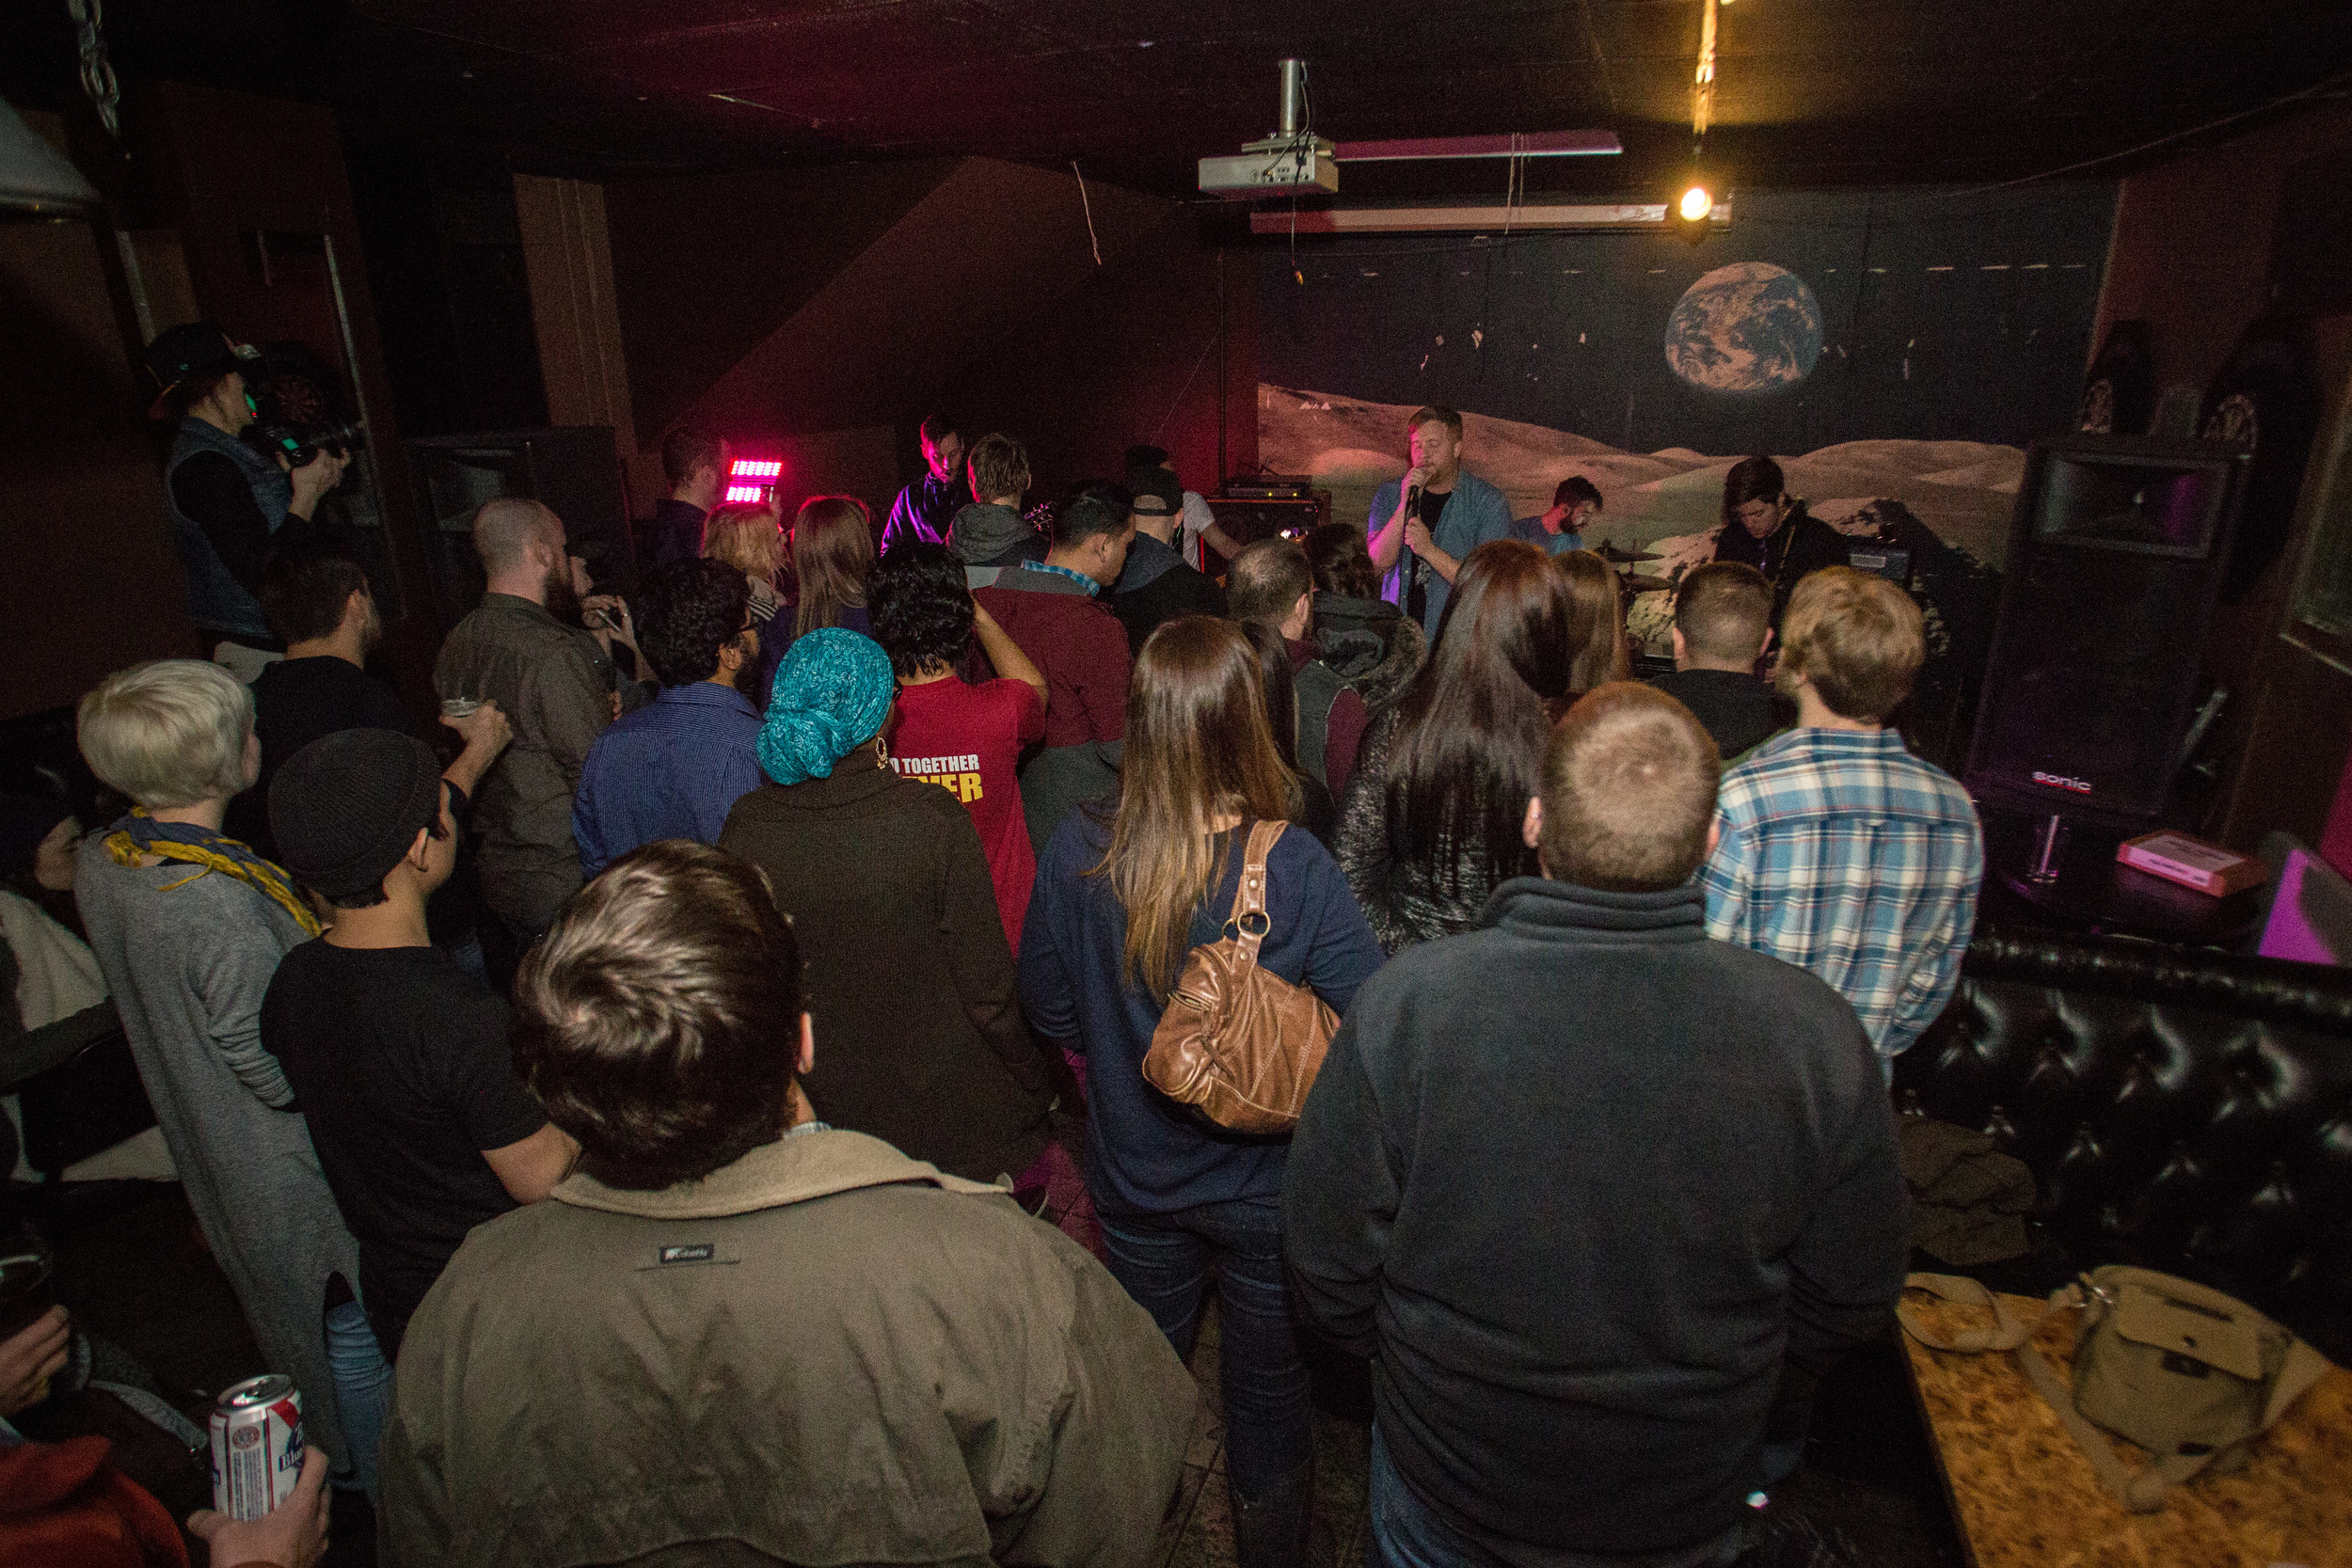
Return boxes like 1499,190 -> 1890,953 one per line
145,322 -> 351,663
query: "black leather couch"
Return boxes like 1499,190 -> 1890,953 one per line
1894,927 -> 2352,1365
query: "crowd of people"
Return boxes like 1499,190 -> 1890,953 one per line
2,368 -> 1989,1568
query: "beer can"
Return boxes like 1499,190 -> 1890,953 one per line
209,1374 -> 304,1521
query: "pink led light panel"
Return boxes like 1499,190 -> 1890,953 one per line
730,459 -> 783,479
723,484 -> 766,503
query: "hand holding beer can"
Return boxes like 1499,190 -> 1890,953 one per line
210,1373 -> 306,1520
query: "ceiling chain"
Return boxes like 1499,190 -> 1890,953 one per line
68,0 -> 121,138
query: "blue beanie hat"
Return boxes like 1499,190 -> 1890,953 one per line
757,629 -> 896,787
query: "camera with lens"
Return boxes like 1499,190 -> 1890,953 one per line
240,340 -> 367,471
247,416 -> 365,470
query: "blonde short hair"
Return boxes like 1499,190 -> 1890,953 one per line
701,502 -> 786,580
1778,567 -> 1924,722
78,660 -> 255,808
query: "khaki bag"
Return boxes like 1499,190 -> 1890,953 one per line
1141,821 -> 1339,1135
1899,1267 -> 2331,1513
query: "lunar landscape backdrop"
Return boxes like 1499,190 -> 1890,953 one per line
1258,383 -> 2016,656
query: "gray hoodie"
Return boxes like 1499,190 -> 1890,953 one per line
947,502 -> 1048,588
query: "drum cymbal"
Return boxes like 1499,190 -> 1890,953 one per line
1596,542 -> 1662,563
1615,573 -> 1676,594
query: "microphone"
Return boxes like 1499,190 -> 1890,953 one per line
1403,483 -> 1422,518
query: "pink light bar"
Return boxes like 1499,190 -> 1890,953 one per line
724,484 -> 766,503
730,458 -> 783,479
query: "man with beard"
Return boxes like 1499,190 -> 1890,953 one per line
572,559 -> 764,878
436,499 -> 614,942
224,552 -> 405,857
882,412 -> 971,554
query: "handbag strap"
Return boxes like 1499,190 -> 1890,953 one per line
1897,1273 -> 2032,1353
1225,820 -> 1287,964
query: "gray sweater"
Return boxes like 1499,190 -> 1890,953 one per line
75,837 -> 362,1470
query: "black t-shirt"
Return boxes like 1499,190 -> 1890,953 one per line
229,657 -> 418,857
1646,668 -> 1790,763
260,942 -> 548,1360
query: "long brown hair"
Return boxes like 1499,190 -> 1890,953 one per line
1094,616 -> 1295,999
1555,548 -> 1630,693
1388,540 -> 1578,901
788,497 -> 875,639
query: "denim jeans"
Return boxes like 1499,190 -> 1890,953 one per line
1096,1196 -> 1310,1498
1369,1424 -> 1747,1568
325,1297 -> 392,1499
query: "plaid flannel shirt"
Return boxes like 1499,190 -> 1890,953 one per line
1700,727 -> 1983,1063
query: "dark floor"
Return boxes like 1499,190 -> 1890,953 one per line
22,1179 -> 1963,1568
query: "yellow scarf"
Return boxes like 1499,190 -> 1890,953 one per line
103,810 -> 322,938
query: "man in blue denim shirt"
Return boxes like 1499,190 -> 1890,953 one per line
146,322 -> 347,649
573,559 -> 765,878
1366,404 -> 1514,641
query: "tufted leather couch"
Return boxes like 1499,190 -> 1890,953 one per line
1894,927 -> 2352,1364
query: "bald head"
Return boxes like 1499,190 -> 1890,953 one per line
473,499 -> 563,577
1534,683 -> 1720,892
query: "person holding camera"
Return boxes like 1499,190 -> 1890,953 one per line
144,323 -> 350,658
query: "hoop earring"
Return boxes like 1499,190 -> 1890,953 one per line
875,735 -> 890,770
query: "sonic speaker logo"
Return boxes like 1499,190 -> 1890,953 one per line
2031,771 -> 2093,794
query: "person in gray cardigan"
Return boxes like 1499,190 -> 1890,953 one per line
72,659 -> 376,1486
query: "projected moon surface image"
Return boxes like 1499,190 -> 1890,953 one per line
1664,261 -> 1824,394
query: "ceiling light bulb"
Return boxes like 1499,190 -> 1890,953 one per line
1679,184 -> 1713,223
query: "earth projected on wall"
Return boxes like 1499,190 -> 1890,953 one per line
1663,261 -> 1823,394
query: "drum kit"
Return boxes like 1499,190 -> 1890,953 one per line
1595,541 -> 1674,597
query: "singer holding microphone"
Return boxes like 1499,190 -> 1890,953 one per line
1366,404 -> 1513,641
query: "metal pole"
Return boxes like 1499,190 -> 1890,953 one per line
322,228 -> 391,542
1279,59 -> 1307,137
1216,246 -> 1229,483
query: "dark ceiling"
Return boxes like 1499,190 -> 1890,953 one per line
8,1 -> 2352,198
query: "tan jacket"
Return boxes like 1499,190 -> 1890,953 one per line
379,1129 -> 1198,1567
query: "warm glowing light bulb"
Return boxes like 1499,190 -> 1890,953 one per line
1679,184 -> 1712,223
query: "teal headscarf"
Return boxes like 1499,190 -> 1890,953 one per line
758,628 -> 896,786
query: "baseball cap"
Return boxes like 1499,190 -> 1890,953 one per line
1127,467 -> 1184,516
269,730 -> 447,902
142,322 -> 244,419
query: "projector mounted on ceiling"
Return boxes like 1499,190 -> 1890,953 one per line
1198,60 -> 1336,198
1199,60 -> 1623,199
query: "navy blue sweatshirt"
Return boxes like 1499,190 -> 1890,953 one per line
1019,812 -> 1383,1213
1283,876 -> 1905,1560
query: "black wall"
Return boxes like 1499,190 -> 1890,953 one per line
345,142 -> 549,440
1260,184 -> 2116,454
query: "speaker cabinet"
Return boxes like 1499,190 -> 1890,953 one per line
1206,491 -> 1330,548
400,427 -> 631,632
1965,436 -> 2250,822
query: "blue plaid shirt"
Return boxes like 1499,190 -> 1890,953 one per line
1700,727 -> 1983,1064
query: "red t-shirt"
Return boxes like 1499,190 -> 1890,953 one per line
890,675 -> 1049,949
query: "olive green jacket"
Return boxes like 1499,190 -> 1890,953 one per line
379,1128 -> 1197,1567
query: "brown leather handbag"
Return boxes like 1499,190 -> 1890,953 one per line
1141,820 -> 1340,1134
